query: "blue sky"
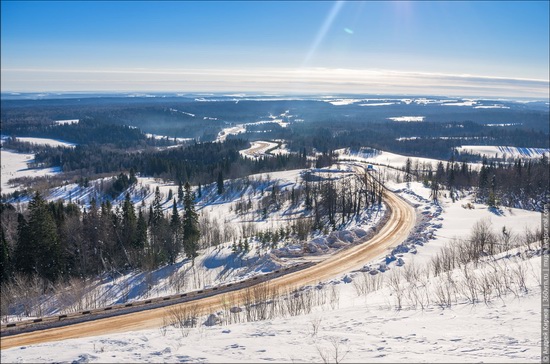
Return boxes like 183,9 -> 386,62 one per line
1,1 -> 549,97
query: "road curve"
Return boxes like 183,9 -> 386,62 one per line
1,185 -> 415,350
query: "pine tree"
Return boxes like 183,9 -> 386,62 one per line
217,171 -> 224,195
152,186 -> 163,226
169,199 -> 182,263
488,174 -> 498,207
129,167 -> 138,185
27,192 -> 62,281
14,213 -> 33,275
404,158 -> 412,187
177,180 -> 184,202
135,209 -> 148,249
182,182 -> 200,263
1,227 -> 11,282
121,192 -> 137,251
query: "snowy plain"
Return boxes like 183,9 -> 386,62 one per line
13,137 -> 76,148
0,136 -> 78,195
0,150 -> 61,195
455,145 -> 550,159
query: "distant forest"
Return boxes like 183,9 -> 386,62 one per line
1,96 -> 548,201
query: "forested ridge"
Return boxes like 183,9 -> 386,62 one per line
0,183 -> 201,283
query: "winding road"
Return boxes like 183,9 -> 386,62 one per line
0,172 -> 416,350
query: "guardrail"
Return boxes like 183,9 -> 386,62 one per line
0,261 -> 314,337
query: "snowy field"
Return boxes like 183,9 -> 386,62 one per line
326,98 -> 364,106
2,278 -> 540,363
336,147 -> 481,172
442,100 -> 477,107
216,125 -> 246,142
0,137 -> 76,195
0,149 -> 61,195
14,137 -> 76,148
54,119 -> 79,125
1,179 -> 544,363
144,133 -> 193,144
388,116 -> 425,122
456,145 -> 549,159
318,97 -> 526,110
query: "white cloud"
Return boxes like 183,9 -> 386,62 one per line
1,67 -> 548,98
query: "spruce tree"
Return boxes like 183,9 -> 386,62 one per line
152,186 -> 163,226
217,171 -> 224,195
177,180 -> 184,203
27,192 -> 62,281
404,158 -> 412,187
121,192 -> 137,251
14,214 -> 32,275
1,227 -> 10,282
135,209 -> 148,250
169,199 -> 182,263
182,182 -> 200,263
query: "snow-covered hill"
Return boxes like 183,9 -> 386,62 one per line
1,174 -> 544,363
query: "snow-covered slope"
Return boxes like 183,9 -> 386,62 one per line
3,270 -> 540,363
456,145 -> 549,159
1,175 -> 544,363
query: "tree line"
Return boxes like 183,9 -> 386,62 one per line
1,139 -> 309,199
0,182 -> 200,284
401,155 -> 549,211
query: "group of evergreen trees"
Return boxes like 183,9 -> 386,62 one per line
0,182 -> 201,284
406,155 -> 550,211
22,139 -> 308,189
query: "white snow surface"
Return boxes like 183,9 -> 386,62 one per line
442,100 -> 477,107
216,125 -> 247,142
485,123 -> 522,127
144,133 -> 193,143
456,145 -> 550,159
1,149 -> 62,195
359,102 -> 395,106
388,116 -> 425,122
474,104 -> 510,109
14,137 -> 76,148
338,147 -> 454,170
54,119 -> 79,125
325,98 -> 363,106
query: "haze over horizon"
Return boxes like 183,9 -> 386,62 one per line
2,1 -> 549,98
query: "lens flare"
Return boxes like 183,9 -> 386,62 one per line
301,1 -> 344,67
